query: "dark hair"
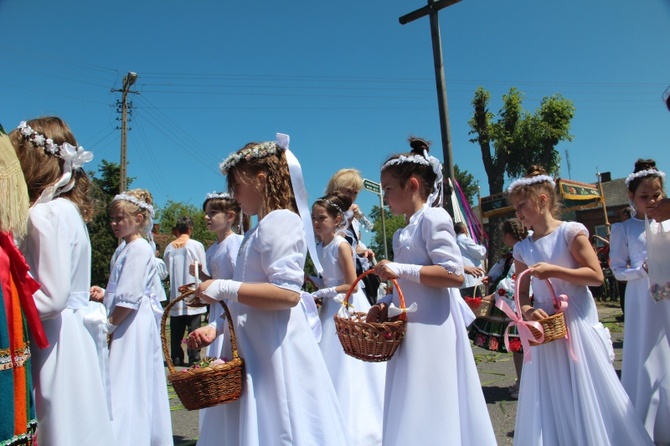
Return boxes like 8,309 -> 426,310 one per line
627,158 -> 664,193
508,165 -> 561,217
313,191 -> 353,221
381,136 -> 438,202
174,216 -> 193,234
454,222 -> 467,235
500,218 -> 527,242
202,194 -> 249,233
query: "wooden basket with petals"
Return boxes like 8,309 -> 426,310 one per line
160,288 -> 244,410
514,269 -> 568,345
333,270 -> 407,362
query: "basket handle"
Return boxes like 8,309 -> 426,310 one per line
513,269 -> 567,318
160,289 -> 240,374
343,269 -> 407,321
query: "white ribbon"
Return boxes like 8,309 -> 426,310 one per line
33,143 -> 94,206
277,133 -> 323,274
387,301 -> 418,318
299,291 -> 322,342
334,294 -> 354,318
80,300 -> 113,419
424,149 -> 444,207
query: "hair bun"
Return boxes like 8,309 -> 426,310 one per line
525,164 -> 547,177
634,158 -> 656,173
408,136 -> 430,155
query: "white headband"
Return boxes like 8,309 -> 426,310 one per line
382,151 -> 444,207
113,193 -> 155,218
624,169 -> 666,186
18,120 -> 94,205
507,175 -> 555,193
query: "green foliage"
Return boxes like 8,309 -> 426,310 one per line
158,200 -> 215,247
367,205 -> 406,261
468,86 -> 574,195
454,164 -> 479,206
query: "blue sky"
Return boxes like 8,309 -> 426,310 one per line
2,0 -> 670,245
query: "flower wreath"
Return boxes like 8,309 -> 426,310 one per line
219,141 -> 285,175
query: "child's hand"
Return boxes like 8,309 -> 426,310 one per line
186,326 -> 217,350
528,262 -> 555,280
90,286 -> 105,302
365,302 -> 389,323
195,280 -> 217,304
522,305 -> 549,321
374,260 -> 397,281
188,262 -> 200,277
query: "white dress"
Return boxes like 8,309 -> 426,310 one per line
20,198 -> 115,446
197,210 -> 348,446
610,217 -> 670,444
204,233 -> 243,358
198,233 -> 243,433
104,238 -> 173,446
513,221 -> 653,446
382,205 -> 496,446
317,235 -> 385,446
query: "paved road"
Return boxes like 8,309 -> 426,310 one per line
169,301 -> 624,445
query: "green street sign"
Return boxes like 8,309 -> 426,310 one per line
363,178 -> 381,194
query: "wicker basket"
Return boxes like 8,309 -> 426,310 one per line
161,291 -> 245,410
177,283 -> 208,308
514,269 -> 568,346
465,284 -> 492,318
333,270 -> 407,362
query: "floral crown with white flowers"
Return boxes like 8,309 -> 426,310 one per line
624,169 -> 666,186
219,141 -> 286,175
18,121 -> 93,169
113,192 -> 155,218
507,175 -> 555,194
205,191 -> 233,200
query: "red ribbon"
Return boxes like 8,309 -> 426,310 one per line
0,232 -> 49,349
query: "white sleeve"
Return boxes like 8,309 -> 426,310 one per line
610,223 -> 647,281
458,234 -> 487,260
421,208 -> 464,276
155,258 -> 169,281
113,242 -> 153,310
23,203 -> 73,320
487,258 -> 505,281
257,210 -> 306,292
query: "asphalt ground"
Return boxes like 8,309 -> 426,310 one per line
168,301 -> 625,446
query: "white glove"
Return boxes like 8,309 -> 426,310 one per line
385,262 -> 422,284
103,321 -> 118,334
203,279 -> 242,302
312,287 -> 338,299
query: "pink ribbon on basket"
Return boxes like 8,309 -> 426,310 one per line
496,298 -> 544,363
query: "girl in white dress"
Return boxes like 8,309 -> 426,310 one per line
187,135 -> 348,445
610,159 -> 670,445
366,137 -> 497,446
190,192 -> 244,438
10,117 -> 115,446
508,165 -> 653,446
98,189 -> 173,445
311,192 -> 385,446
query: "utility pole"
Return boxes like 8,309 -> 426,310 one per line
400,0 -> 460,185
114,71 -> 138,193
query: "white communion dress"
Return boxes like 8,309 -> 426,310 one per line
21,198 -> 115,446
105,238 -> 173,446
610,217 -> 670,444
316,235 -> 385,446
197,210 -> 348,445
382,205 -> 496,446
513,221 -> 653,446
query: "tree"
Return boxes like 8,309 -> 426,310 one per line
468,87 -> 574,263
158,200 -> 215,247
367,205 -> 406,262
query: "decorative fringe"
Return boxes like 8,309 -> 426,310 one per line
0,159 -> 30,238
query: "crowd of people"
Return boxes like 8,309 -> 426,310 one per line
0,115 -> 668,446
